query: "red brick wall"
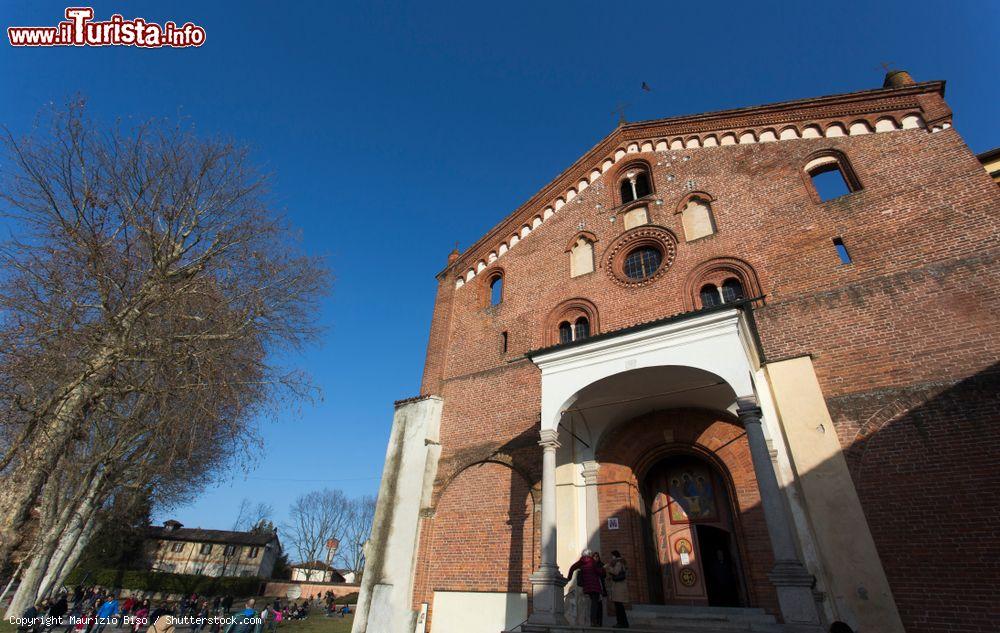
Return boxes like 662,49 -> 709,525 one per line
411,461 -> 537,629
262,582 -> 358,600
413,84 -> 1000,632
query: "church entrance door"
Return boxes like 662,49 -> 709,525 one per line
645,454 -> 745,607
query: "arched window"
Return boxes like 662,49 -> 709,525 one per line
490,275 -> 503,305
546,298 -> 599,346
700,284 -> 721,308
558,321 -> 573,344
482,269 -> 505,308
721,278 -> 745,303
803,151 -> 862,202
620,167 -> 653,204
686,257 -> 762,311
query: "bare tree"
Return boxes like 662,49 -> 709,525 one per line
283,489 -> 351,564
337,496 -> 376,575
233,499 -> 274,532
0,101 -> 329,573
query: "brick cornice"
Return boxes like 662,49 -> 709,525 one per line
444,81 -> 946,280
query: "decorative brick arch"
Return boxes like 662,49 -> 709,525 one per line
412,459 -> 539,629
564,230 -> 598,252
674,191 -> 716,215
478,266 -> 506,307
608,158 -> 656,205
845,392 -> 935,480
800,148 -> 863,203
431,456 -> 539,513
683,257 -> 763,311
543,297 -> 600,346
602,225 -> 678,288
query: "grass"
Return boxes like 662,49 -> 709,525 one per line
275,614 -> 354,633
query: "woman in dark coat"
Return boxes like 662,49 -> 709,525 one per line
567,549 -> 606,627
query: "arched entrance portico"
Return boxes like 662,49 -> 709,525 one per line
526,309 -> 825,630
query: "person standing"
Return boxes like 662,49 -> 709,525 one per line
607,550 -> 630,629
46,593 -> 69,632
567,549 -> 605,627
93,596 -> 119,633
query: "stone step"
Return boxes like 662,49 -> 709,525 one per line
620,605 -> 777,628
510,606 -> 788,633
630,605 -> 770,617
513,623 -> 785,633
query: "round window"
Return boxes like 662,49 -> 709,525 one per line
623,246 -> 662,280
604,225 -> 677,287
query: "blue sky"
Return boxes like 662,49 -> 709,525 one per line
2,1 -> 997,531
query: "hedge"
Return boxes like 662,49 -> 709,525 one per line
64,568 -> 262,597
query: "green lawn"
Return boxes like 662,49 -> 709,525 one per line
275,615 -> 354,633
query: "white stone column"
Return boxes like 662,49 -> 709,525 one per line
581,460 -> 602,553
528,428 -> 567,625
738,398 -> 823,628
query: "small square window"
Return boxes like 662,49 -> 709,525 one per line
171,542 -> 184,553
200,543 -> 212,555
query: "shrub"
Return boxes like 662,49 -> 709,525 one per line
64,568 -> 262,597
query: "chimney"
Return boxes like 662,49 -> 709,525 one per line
163,519 -> 183,531
883,70 -> 916,89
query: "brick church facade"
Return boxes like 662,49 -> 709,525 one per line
353,72 -> 1000,633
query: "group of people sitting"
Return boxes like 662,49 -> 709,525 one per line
320,592 -> 350,618
17,587 -> 351,633
567,549 -> 630,629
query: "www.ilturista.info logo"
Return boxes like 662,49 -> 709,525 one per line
8,7 -> 206,47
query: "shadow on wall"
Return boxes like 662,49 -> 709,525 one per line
834,362 -> 1000,633
416,423 -> 542,632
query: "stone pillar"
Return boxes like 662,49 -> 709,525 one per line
738,398 -> 823,628
581,460 -> 602,553
528,429 -> 567,625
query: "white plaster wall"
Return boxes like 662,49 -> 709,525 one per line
555,460 -> 580,573
431,592 -> 527,633
681,200 -> 715,241
352,397 -> 443,633
534,311 -> 756,431
623,206 -> 648,230
764,358 -> 904,633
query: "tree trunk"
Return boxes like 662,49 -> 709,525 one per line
39,500 -> 98,600
0,344 -> 120,571
44,514 -> 97,600
0,561 -> 23,606
5,469 -> 106,617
